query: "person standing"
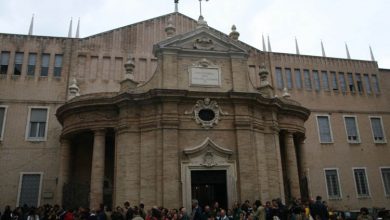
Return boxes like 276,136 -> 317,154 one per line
356,208 -> 372,220
253,201 -> 265,220
1,206 -> 12,220
191,200 -> 202,220
309,196 -> 328,220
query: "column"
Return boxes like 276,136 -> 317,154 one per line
297,137 -> 310,199
285,132 -> 301,199
90,129 -> 106,209
273,131 -> 285,203
297,137 -> 307,177
56,138 -> 71,205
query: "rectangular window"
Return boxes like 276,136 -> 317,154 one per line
317,115 -> 333,143
18,173 -> 42,207
275,67 -> 284,89
344,116 -> 360,143
381,168 -> 390,196
285,68 -> 293,89
14,52 -> 24,75
353,168 -> 370,197
370,117 -> 386,143
0,106 -> 6,140
347,73 -> 355,93
1,51 -> 10,74
355,73 -> 363,94
372,74 -> 380,94
331,72 -> 338,91
363,74 -> 371,95
325,169 -> 341,199
321,71 -> 329,91
313,70 -> 320,91
304,69 -> 312,90
27,108 -> 48,140
40,54 -> 50,76
339,72 -> 347,93
294,69 -> 302,89
54,54 -> 63,77
27,53 -> 37,76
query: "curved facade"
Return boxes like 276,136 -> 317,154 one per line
55,25 -> 309,209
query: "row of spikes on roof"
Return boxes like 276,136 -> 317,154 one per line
260,34 -> 375,61
28,14 -> 80,38
27,11 -> 376,62
170,14 -> 377,62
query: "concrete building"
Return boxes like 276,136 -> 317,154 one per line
0,11 -> 389,211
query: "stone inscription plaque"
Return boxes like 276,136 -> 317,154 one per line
190,67 -> 220,87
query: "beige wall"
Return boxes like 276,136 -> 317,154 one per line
0,11 -> 389,210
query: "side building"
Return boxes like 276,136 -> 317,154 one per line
0,12 -> 389,210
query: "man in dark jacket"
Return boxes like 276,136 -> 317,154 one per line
310,196 -> 328,220
191,200 -> 202,220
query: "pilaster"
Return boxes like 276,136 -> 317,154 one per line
56,138 -> 71,205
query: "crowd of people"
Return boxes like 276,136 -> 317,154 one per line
1,196 -> 389,220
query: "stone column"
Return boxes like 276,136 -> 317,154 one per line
273,130 -> 285,203
297,137 -> 310,199
284,132 -> 301,199
297,137 -> 307,177
56,138 -> 71,204
90,129 -> 106,209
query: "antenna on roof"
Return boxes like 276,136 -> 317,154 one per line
295,37 -> 300,55
369,45 -> 375,61
267,35 -> 272,52
345,42 -> 351,59
197,0 -> 209,27
321,40 -> 326,57
75,18 -> 80,38
199,0 -> 209,17
28,14 -> 34,35
68,18 -> 73,38
174,0 -> 179,12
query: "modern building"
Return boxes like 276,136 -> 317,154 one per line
0,9 -> 389,211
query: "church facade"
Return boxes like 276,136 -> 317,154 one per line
0,12 -> 389,210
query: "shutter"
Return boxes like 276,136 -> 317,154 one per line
41,54 -> 50,67
55,55 -> 63,67
318,116 -> 331,142
1,52 -> 10,65
345,117 -> 357,140
371,118 -> 384,140
31,109 -> 47,122
29,54 -> 37,65
15,53 -> 24,64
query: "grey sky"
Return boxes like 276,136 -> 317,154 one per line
1,0 -> 389,68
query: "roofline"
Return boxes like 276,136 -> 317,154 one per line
0,12 -> 381,65
84,12 -> 196,39
0,32 -> 71,39
269,51 -> 378,64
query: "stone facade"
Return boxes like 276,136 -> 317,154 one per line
0,12 -> 389,210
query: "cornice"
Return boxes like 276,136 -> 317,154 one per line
56,89 -> 310,128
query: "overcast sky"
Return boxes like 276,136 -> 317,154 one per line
1,0 -> 389,68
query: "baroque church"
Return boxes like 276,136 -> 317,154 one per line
0,1 -> 389,211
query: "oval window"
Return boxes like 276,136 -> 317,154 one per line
198,109 -> 215,121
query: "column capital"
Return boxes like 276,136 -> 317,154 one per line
92,128 -> 107,136
283,131 -> 294,139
